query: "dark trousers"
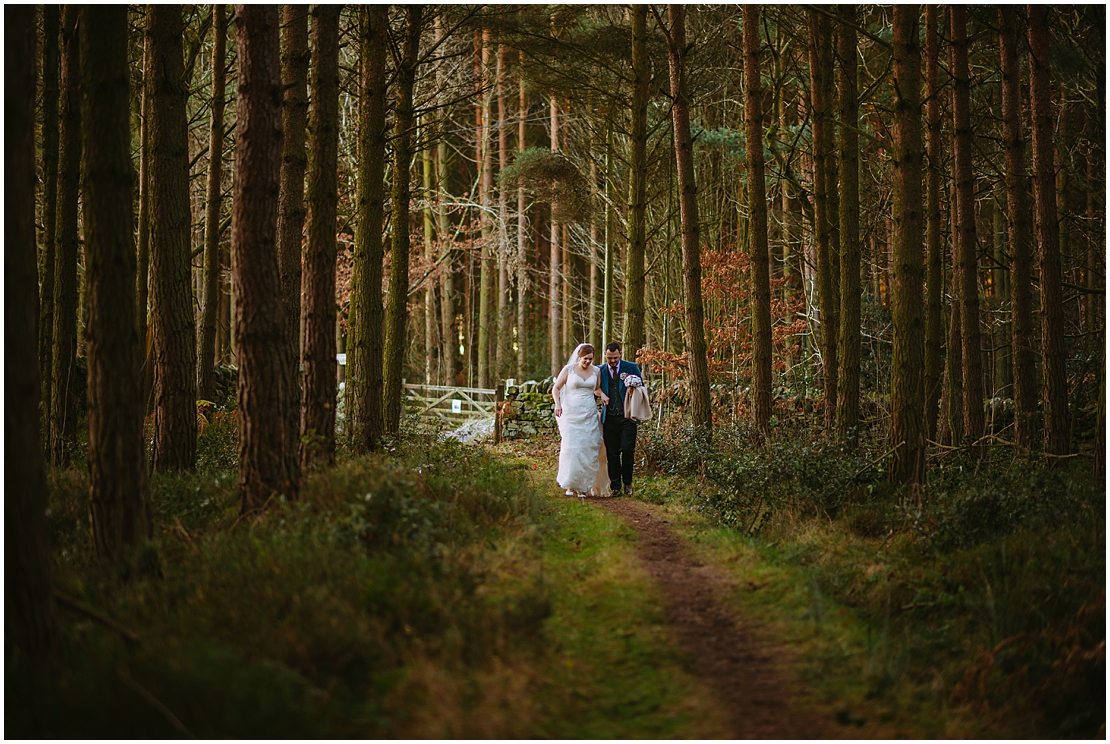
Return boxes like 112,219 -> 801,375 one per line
603,414 -> 638,490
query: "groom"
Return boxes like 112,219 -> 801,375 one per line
599,342 -> 642,497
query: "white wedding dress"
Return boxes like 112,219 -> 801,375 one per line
556,365 -> 604,495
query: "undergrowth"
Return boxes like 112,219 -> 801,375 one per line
638,417 -> 1106,738
14,425 -> 550,738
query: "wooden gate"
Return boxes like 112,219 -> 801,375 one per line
403,383 -> 498,422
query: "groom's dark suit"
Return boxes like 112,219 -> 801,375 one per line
599,359 -> 642,493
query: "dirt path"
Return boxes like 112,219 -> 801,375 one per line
593,496 -> 826,739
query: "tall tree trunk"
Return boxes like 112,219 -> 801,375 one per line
888,5 -> 926,488
50,5 -> 81,467
39,5 -> 60,432
548,97 -> 561,376
743,5 -> 771,436
436,17 -> 457,385
477,29 -> 493,389
348,5 -> 388,454
232,4 -> 291,512
7,3 -> 57,666
80,6 -> 152,561
667,5 -> 713,441
300,5 -> 340,469
603,132 -> 615,346
779,92 -> 804,305
149,4 -> 196,473
277,5 -> 308,480
515,52 -> 528,379
496,42 -> 510,382
808,8 -> 837,432
382,6 -> 422,434
624,4 -> 649,361
589,156 -> 600,350
836,5 -> 861,445
422,119 -> 437,385
137,28 -> 153,414
1028,5 -> 1069,456
941,190 -> 965,446
923,4 -> 944,441
197,4 -> 227,402
949,5 -> 985,447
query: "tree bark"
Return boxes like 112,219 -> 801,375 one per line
624,4 -> 649,361
743,5 -> 772,436
382,6 -> 422,434
515,58 -> 528,378
80,5 -> 152,562
38,5 -> 60,432
923,4 -> 944,441
496,42 -> 510,382
836,4 -> 861,445
347,5 -> 388,454
7,3 -> 57,667
437,16 -> 458,386
477,29 -> 493,389
422,118 -> 437,385
299,5 -> 340,469
949,6 -> 985,447
148,4 -> 196,473
50,5 -> 81,467
808,8 -> 838,432
1028,5 -> 1069,456
232,4 -> 292,512
197,4 -> 227,402
999,6 -> 1037,450
888,5 -> 926,488
277,5 -> 308,480
548,97 -> 561,377
137,28 -> 153,414
667,5 -> 713,441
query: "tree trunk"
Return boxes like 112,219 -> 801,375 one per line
137,28 -> 153,414
477,29 -> 492,389
941,189 -> 965,446
624,4 -> 649,361
232,4 -> 292,512
277,5 -> 308,477
515,52 -> 528,379
436,16 -> 458,386
299,5 -> 340,469
949,5 -> 985,447
548,97 -> 561,377
148,4 -> 196,473
496,42 -> 510,382
7,3 -> 57,666
743,5 -> 772,436
1028,5 -> 1069,456
39,5 -> 60,432
923,4 -> 944,441
382,6 -> 422,434
422,119 -> 437,385
348,5 -> 388,454
888,5 -> 926,488
80,6 -> 152,562
667,5 -> 713,441
836,5 -> 861,445
808,8 -> 838,432
603,132 -> 615,346
50,5 -> 81,467
197,4 -> 227,402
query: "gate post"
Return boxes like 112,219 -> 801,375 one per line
494,383 -> 504,444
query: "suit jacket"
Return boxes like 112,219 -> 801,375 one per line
598,360 -> 642,423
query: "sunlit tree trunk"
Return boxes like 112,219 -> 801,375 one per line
624,4 -> 649,361
300,5 -> 340,469
437,17 -> 458,385
549,97 -> 561,376
515,52 -> 528,379
667,4 -> 712,441
347,5 -> 388,454
148,4 -> 196,473
743,5 -> 771,436
382,6 -> 422,434
888,5 -> 926,488
197,4 -> 227,402
477,29 -> 492,389
422,119 -> 437,385
277,5 -> 308,478
50,5 -> 81,467
808,8 -> 837,432
496,42 -> 510,382
1028,5 -> 1069,456
232,4 -> 292,512
80,6 -> 152,561
923,5 -> 945,442
836,4 -> 861,445
7,3 -> 57,666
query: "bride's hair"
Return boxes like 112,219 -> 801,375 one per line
577,343 -> 595,358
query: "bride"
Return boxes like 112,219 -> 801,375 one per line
552,343 -> 609,498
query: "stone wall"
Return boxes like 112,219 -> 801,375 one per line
500,379 -> 558,440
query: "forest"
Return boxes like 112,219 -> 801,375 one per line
6,4 -> 1105,738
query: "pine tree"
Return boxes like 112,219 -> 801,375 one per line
836,4 -> 861,445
